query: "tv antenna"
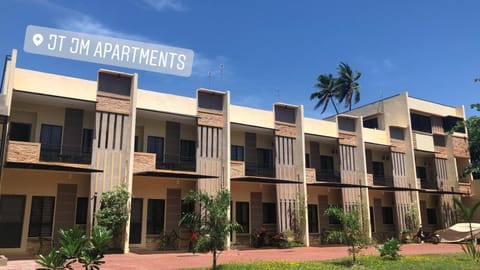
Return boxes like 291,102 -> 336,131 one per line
208,71 -> 213,89
275,88 -> 280,101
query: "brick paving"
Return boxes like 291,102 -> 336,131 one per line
1,243 -> 464,270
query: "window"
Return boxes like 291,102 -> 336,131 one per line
257,148 -> 273,169
180,140 -> 196,161
28,196 -> 55,237
147,136 -> 164,168
82,129 -> 93,153
75,197 -> 88,225
443,116 -> 464,133
320,155 -> 334,172
231,145 -> 244,161
382,207 -> 394,224
308,205 -> 319,233
373,162 -> 385,178
40,124 -> 62,161
363,118 -> 379,129
147,199 -> 165,234
9,122 -> 31,141
433,134 -> 446,147
410,113 -> 432,133
338,117 -> 355,132
262,203 -> 276,224
389,126 -> 405,140
427,208 -> 437,225
236,202 -> 249,233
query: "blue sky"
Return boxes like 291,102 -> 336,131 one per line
1,0 -> 480,118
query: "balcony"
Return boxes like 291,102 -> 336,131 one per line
419,178 -> 438,189
231,161 -> 245,178
6,141 -> 91,165
363,128 -> 389,145
372,175 -> 393,186
133,152 -> 195,173
413,132 -> 435,152
316,169 -> 341,182
458,182 -> 471,195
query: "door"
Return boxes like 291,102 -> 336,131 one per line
129,198 -> 143,244
40,124 -> 62,161
0,195 -> 26,248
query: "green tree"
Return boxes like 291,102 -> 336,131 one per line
179,189 -> 241,270
453,197 -> 480,261
310,74 -> 341,114
95,185 -> 129,250
324,205 -> 370,264
336,62 -> 362,111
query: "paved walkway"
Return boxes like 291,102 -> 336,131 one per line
1,243 -> 464,270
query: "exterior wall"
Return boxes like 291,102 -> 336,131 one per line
0,169 -> 90,254
0,63 -> 473,252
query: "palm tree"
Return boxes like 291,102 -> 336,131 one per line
310,74 -> 340,114
336,62 -> 361,111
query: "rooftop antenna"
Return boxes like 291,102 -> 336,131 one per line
219,64 -> 224,89
208,71 -> 213,89
275,88 -> 280,102
378,90 -> 384,112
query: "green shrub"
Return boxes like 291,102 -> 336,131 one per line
377,237 -> 401,260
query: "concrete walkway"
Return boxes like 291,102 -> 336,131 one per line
1,243 -> 464,270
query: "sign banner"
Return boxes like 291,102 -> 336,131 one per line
24,25 -> 194,77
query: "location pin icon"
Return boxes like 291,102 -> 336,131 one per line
32,33 -> 43,46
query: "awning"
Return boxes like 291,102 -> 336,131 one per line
134,169 -> 218,179
231,176 -> 301,184
5,161 -> 103,173
307,181 -> 468,195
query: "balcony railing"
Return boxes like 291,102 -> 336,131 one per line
372,175 -> 394,186
316,169 -> 340,183
40,145 -> 92,164
156,161 -> 196,172
420,178 -> 438,189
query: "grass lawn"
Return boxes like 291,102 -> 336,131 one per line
199,253 -> 478,270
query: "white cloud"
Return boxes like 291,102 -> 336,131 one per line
383,58 -> 395,69
192,54 -> 230,79
140,0 -> 185,11
57,15 -> 151,42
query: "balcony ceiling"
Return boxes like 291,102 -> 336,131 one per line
13,90 -> 95,110
136,109 -> 196,125
230,122 -> 274,135
134,169 -> 218,179
231,176 -> 300,184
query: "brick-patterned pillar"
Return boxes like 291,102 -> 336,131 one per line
196,90 -> 227,196
90,71 -> 137,253
391,152 -> 410,234
435,158 -> 455,228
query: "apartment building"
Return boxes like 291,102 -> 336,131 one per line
0,49 -> 477,254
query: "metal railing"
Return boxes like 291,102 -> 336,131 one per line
315,169 -> 341,183
40,145 -> 92,164
372,175 -> 394,186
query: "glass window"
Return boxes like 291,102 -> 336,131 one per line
433,134 -> 446,147
382,207 -> 394,224
231,145 -> 244,161
147,136 -> 164,168
416,166 -> 427,182
235,202 -> 249,233
305,153 -> 311,168
262,203 -> 276,224
75,197 -> 88,225
28,196 -> 55,237
180,140 -> 196,161
9,122 -> 31,142
363,118 -> 379,129
410,113 -> 432,133
389,126 -> 405,140
82,129 -> 93,153
308,204 -> 319,233
443,116 -> 464,133
134,136 -> 139,152
147,199 -> 165,234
